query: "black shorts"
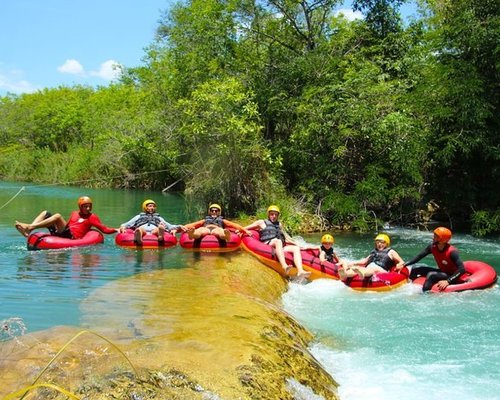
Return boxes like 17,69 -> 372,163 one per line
45,212 -> 73,239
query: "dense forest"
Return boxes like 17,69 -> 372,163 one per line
0,0 -> 498,235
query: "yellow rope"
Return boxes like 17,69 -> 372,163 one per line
3,383 -> 80,400
28,329 -> 138,388
9,329 -> 139,400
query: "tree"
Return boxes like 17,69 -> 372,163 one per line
174,77 -> 272,215
352,0 -> 404,38
411,0 -> 500,228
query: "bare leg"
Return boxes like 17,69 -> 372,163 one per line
269,238 -> 292,274
338,261 -> 367,280
284,245 -> 311,277
157,225 -> 165,242
134,228 -> 145,245
15,211 -> 67,237
189,227 -> 210,239
212,227 -> 231,241
353,265 -> 386,278
16,210 -> 49,236
31,210 -> 51,225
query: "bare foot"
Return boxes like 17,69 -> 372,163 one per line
297,271 -> 311,278
338,267 -> 347,280
223,229 -> 231,242
134,229 -> 143,246
15,222 -> 30,237
284,265 -> 292,275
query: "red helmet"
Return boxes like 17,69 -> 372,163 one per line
78,196 -> 93,208
433,227 -> 452,243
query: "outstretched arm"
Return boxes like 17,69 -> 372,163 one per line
243,220 -> 264,231
89,214 -> 119,234
158,216 -> 186,232
223,219 -> 250,234
348,255 -> 371,268
184,220 -> 205,230
403,244 -> 432,267
119,215 -> 140,232
281,228 -> 297,245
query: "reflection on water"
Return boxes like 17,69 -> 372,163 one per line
17,250 -> 104,283
121,247 -> 180,274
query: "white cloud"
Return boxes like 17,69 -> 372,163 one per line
335,8 -> 363,21
0,68 -> 37,94
89,60 -> 122,81
57,59 -> 85,75
0,58 -> 123,95
56,58 -> 122,82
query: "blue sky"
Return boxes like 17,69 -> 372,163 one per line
0,1 -> 416,97
0,0 -> 172,95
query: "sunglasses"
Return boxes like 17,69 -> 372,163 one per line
210,209 -> 220,213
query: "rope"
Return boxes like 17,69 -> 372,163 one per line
0,186 -> 25,210
0,168 -> 189,211
0,167 -> 184,194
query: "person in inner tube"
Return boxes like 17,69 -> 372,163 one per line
318,233 -> 346,272
339,234 -> 404,280
15,196 -> 118,239
400,227 -> 466,291
119,199 -> 187,245
185,203 -> 248,242
243,205 -> 311,279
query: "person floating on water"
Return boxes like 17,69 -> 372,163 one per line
338,233 -> 404,280
15,196 -> 118,239
319,234 -> 345,267
185,203 -> 247,242
119,199 -> 187,246
243,205 -> 311,279
399,227 -> 466,291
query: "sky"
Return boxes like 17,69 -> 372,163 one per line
0,0 -> 172,96
0,1 -> 416,97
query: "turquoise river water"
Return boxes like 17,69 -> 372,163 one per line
0,182 -> 499,399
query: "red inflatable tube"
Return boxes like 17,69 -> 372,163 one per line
411,260 -> 497,292
179,230 -> 241,252
27,230 -> 104,251
115,229 -> 177,249
241,230 -> 408,290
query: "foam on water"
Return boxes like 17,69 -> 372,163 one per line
283,274 -> 500,400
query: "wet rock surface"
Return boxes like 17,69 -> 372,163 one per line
0,253 -> 339,399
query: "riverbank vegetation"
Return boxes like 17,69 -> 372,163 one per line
0,0 -> 498,235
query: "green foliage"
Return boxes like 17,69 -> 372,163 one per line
0,145 -> 124,187
174,77 -> 271,216
471,210 -> 500,237
352,0 -> 404,38
153,0 -> 240,97
0,0 -> 498,234
411,0 -> 500,228
0,86 -> 93,151
249,194 -> 327,234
